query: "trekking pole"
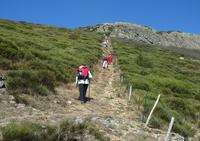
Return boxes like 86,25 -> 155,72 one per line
88,79 -> 91,101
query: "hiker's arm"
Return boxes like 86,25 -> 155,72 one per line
88,71 -> 92,79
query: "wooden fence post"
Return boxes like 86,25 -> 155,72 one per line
164,117 -> 175,141
145,94 -> 161,128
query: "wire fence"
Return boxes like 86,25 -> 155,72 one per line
119,72 -> 176,139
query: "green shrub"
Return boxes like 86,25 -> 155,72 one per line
6,70 -> 56,96
165,82 -> 191,94
2,122 -> 58,141
0,57 -> 12,70
167,98 -> 186,111
0,44 -> 24,61
139,70 -> 150,75
13,94 -> 29,105
2,122 -> 41,141
58,120 -> 87,140
2,120 -> 110,141
155,104 -> 171,122
149,116 -> 161,129
37,70 -> 56,92
173,123 -> 196,139
33,85 -> 49,96
132,78 -> 151,91
88,125 -> 110,141
136,53 -> 153,68
68,32 -> 80,40
38,125 -> 58,141
58,120 -> 110,140
24,51 -> 34,60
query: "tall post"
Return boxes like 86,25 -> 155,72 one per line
120,75 -> 123,83
128,85 -> 132,101
164,117 -> 175,141
145,94 -> 161,128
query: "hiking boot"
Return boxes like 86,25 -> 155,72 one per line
81,101 -> 84,104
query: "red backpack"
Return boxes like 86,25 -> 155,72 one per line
77,66 -> 89,80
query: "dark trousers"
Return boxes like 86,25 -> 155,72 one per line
79,84 -> 88,102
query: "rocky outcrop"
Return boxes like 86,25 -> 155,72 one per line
88,22 -> 200,50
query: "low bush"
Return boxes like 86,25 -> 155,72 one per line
6,70 -> 56,96
13,94 -> 29,105
132,78 -> 151,91
173,123 -> 196,139
2,120 -> 110,141
149,116 -> 162,129
2,122 -> 42,141
136,53 -> 153,68
0,57 -> 12,70
58,120 -> 87,140
68,33 -> 80,40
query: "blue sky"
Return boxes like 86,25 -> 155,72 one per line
0,0 -> 200,34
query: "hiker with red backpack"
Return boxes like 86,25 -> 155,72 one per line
107,52 -> 113,65
76,65 -> 92,104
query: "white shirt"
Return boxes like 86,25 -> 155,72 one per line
75,71 -> 92,85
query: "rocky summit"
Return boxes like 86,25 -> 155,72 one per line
88,22 -> 200,50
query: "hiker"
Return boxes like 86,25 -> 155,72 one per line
102,56 -> 108,69
103,41 -> 107,48
105,35 -> 109,47
0,75 -> 6,89
107,53 -> 113,65
76,65 -> 92,104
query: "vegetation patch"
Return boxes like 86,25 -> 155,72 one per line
1,120 -> 110,141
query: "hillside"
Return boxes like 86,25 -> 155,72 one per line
0,19 -> 103,96
0,19 -> 200,140
82,22 -> 200,50
112,38 -> 200,139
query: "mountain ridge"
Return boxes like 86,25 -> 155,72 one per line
84,22 -> 200,50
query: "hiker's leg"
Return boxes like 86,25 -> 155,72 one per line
83,84 -> 88,101
79,84 -> 84,102
108,59 -> 111,65
103,61 -> 106,68
105,61 -> 108,68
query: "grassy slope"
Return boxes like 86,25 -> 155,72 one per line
112,38 -> 200,138
0,19 -> 103,95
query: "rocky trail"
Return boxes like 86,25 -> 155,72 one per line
0,62 -> 184,140
0,44 -> 184,141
